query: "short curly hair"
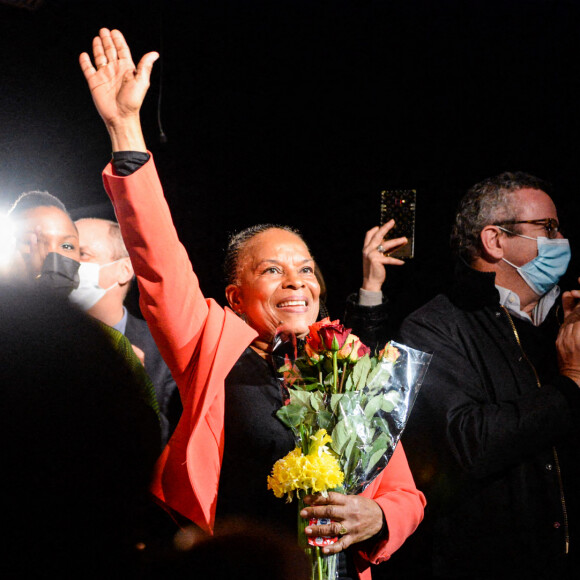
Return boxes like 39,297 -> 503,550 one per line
450,171 -> 552,263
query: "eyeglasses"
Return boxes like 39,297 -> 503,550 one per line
493,218 -> 561,239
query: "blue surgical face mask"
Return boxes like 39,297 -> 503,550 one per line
499,227 -> 571,295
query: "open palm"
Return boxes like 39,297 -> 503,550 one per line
79,28 -> 158,127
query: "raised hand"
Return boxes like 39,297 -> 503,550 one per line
361,220 -> 407,293
79,28 -> 159,151
557,278 -> 580,387
561,279 -> 580,326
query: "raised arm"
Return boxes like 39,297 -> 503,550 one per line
79,29 -> 255,383
79,28 -> 158,152
344,221 -> 407,351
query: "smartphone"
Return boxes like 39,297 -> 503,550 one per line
379,189 -> 417,259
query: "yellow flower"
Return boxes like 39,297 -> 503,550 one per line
267,429 -> 344,502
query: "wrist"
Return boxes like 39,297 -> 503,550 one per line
559,368 -> 580,388
106,117 -> 147,152
361,280 -> 384,293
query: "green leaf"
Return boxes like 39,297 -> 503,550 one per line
344,373 -> 354,391
330,419 -> 351,456
290,390 -> 314,408
323,371 -> 335,388
335,392 -> 361,417
364,394 -> 384,420
364,433 -> 391,473
330,393 -> 345,414
316,410 -> 335,432
366,360 -> 393,391
372,415 -> 393,440
384,389 -> 403,409
351,355 -> 371,390
343,438 -> 360,469
301,377 -> 322,385
276,403 -> 309,429
309,391 -> 324,411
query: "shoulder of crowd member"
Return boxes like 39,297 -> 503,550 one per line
97,321 -> 162,448
398,293 -> 456,332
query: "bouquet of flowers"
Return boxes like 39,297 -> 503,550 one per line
267,318 -> 432,580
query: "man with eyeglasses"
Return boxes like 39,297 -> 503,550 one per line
349,172 -> 580,579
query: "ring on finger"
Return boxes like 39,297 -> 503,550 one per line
338,525 -> 348,536
376,244 -> 386,253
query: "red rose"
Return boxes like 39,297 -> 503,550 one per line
318,323 -> 352,352
304,341 -> 323,362
356,342 -> 371,359
337,334 -> 371,362
305,318 -> 339,354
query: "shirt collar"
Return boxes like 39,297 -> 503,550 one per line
112,306 -> 128,335
496,284 -> 560,326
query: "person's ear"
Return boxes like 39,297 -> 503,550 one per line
117,257 -> 134,286
480,225 -> 505,261
225,284 -> 244,313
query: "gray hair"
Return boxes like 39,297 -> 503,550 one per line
105,221 -> 130,261
450,171 -> 551,262
77,218 -> 129,261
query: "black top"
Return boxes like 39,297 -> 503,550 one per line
216,347 -> 357,579
216,347 -> 296,533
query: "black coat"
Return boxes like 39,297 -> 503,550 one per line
347,262 -> 580,579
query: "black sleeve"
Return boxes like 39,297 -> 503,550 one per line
344,292 -> 392,353
112,151 -> 151,176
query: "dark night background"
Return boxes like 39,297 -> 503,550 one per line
2,0 -> 580,325
1,0 -> 580,576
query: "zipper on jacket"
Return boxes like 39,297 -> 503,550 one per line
500,306 -> 569,554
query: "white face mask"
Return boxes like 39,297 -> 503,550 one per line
68,260 -> 121,311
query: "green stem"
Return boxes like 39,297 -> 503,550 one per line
316,547 -> 323,580
300,424 -> 310,454
332,351 -> 339,394
339,361 -> 348,393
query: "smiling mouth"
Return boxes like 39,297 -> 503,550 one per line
277,300 -> 307,308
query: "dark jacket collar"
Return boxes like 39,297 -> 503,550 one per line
449,259 -> 500,311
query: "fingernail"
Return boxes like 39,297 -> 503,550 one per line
304,527 -> 312,534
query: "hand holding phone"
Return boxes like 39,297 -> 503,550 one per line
379,189 -> 417,259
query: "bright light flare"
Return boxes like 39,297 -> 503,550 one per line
0,212 -> 17,270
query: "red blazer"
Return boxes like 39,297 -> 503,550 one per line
102,156 -> 425,579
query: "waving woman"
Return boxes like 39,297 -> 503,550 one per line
79,29 -> 425,579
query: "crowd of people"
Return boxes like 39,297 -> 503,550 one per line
1,27 -> 579,580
